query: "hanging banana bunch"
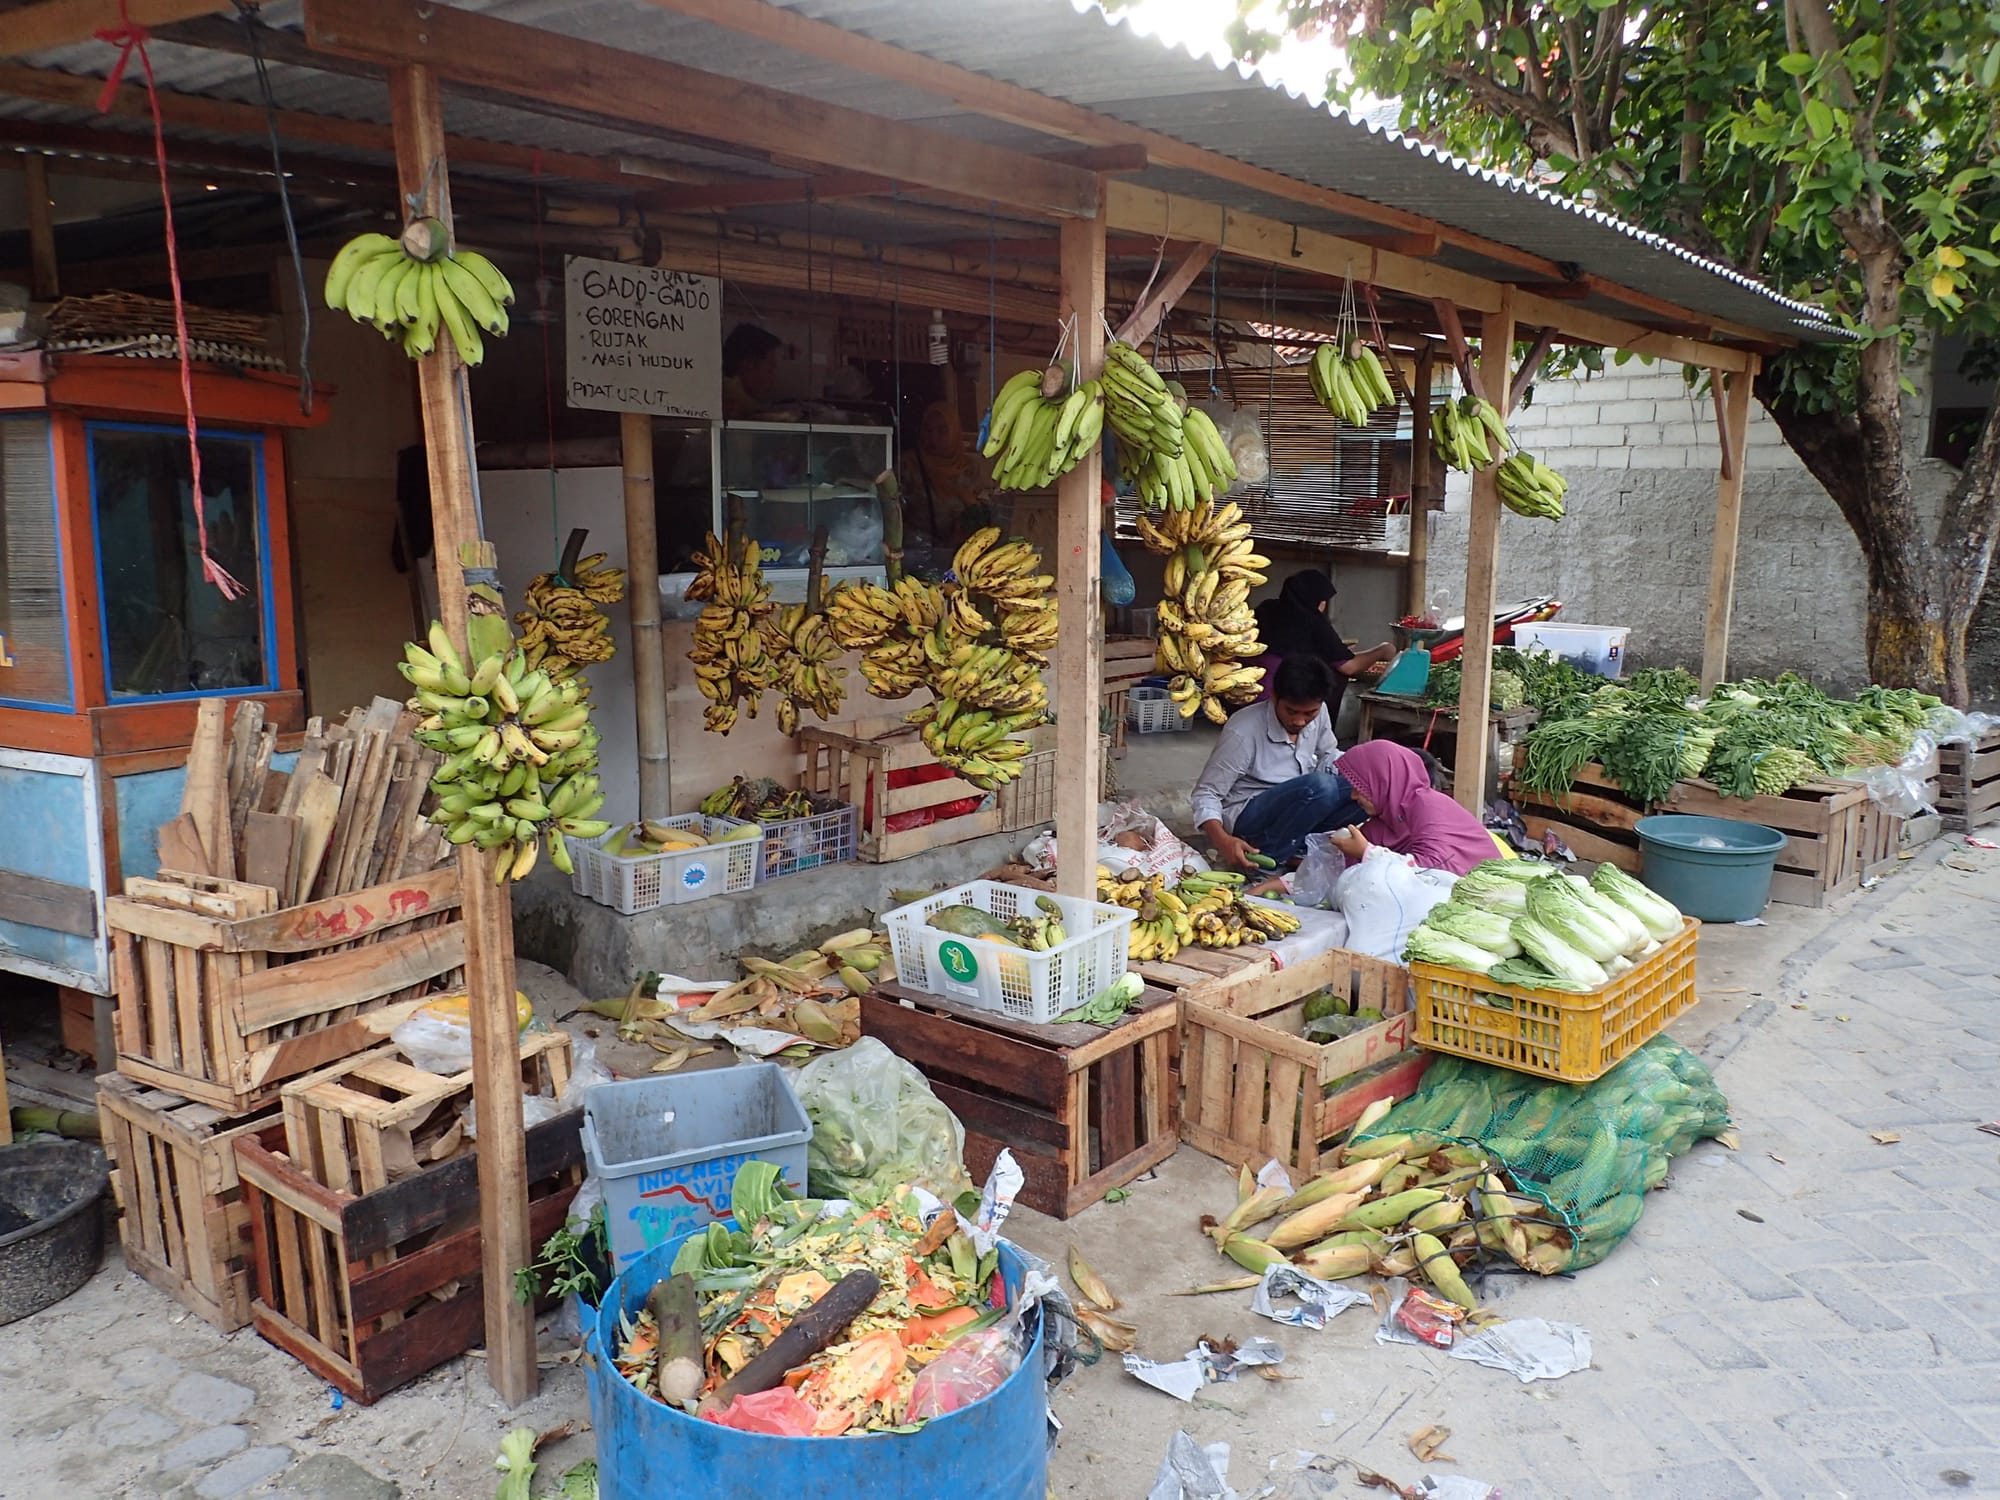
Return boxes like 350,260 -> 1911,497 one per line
1101,340 -> 1185,465
1308,339 -> 1398,427
764,601 -> 848,735
1431,395 -> 1514,473
1495,450 -> 1568,520
1136,499 -> 1271,725
515,553 -> 625,682
400,610 -> 608,884
686,531 -> 779,734
323,220 -> 514,367
981,367 -> 1106,491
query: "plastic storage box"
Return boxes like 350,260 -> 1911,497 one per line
569,814 -> 763,914
883,880 -> 1135,1024
755,797 -> 859,882
1510,622 -> 1632,679
582,1063 -> 813,1272
1126,685 -> 1192,734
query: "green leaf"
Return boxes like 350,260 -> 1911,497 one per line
1777,53 -> 1816,77
1803,99 -> 1835,138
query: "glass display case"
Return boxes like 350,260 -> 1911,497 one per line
712,421 -> 891,593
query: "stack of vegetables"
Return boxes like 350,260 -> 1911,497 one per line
617,1163 -> 1005,1437
1403,859 -> 1685,991
1511,667 -> 1943,803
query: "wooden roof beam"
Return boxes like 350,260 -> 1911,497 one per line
1106,182 -> 1757,373
1,0 -> 238,58
300,0 -> 1100,221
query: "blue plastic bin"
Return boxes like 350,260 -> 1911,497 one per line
1634,814 -> 1787,922
583,1064 -> 812,1272
586,1228 -> 1049,1500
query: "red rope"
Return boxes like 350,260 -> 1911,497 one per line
96,1 -> 244,601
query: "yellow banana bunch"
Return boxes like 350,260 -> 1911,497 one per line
323,228 -> 514,367
515,554 -> 625,679
982,368 -> 1107,491
1308,338 -> 1397,427
403,614 -> 607,884
687,531 -> 777,734
1136,497 -> 1270,724
766,602 -> 847,735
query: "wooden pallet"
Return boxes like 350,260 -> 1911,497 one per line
1938,730 -> 2000,832
862,982 -> 1180,1219
1178,946 -> 1428,1180
994,732 -> 1111,833
97,1072 -> 283,1331
801,717 -> 1015,863
107,865 -> 466,1112
281,1030 -> 572,1195
234,1112 -> 582,1404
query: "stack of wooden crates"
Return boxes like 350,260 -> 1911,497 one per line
93,697 -> 581,1402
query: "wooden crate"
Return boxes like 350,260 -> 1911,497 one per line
97,1072 -> 282,1331
234,1111 -> 583,1404
1178,946 -> 1429,1180
801,717 -> 1013,862
1102,634 -> 1158,695
862,981 -> 1180,1219
107,865 -> 465,1112
1102,685 -> 1129,759
1938,729 -> 2000,832
995,732 -> 1111,833
281,1030 -> 572,1195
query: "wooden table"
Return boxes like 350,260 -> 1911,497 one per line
1357,691 -> 1539,804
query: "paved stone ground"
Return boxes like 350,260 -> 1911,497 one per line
3,837 -> 1995,1498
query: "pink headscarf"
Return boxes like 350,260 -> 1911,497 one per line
1337,740 -> 1496,876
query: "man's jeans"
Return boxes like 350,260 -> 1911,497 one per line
1229,772 -> 1367,867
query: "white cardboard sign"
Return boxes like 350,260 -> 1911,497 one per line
564,256 -> 721,419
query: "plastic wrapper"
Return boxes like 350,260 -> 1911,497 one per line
391,1012 -> 477,1075
825,504 -> 886,569
906,1325 -> 1020,1419
1843,730 -> 1940,818
794,1037 -> 973,1201
1211,402 -> 1269,490
1101,531 -> 1136,607
1924,705 -> 2000,745
559,1034 -> 610,1110
701,1387 -> 817,1436
1303,842 -> 1455,961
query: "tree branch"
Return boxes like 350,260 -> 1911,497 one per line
1787,0 -> 1861,109
1440,60 -> 1589,164
1519,8 -> 1548,104
1863,0 -> 1898,134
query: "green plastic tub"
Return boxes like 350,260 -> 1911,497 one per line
1633,814 -> 1787,922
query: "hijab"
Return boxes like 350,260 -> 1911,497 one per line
1255,571 -> 1343,662
1336,739 -> 1497,876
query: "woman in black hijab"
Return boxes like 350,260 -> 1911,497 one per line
1255,570 -> 1393,727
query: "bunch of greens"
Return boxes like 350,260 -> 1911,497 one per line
513,1201 -> 612,1307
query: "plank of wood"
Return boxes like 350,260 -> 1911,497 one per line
1700,365 -> 1758,691
0,867 -> 98,937
1452,289 -> 1515,813
226,701 -> 268,861
290,773 -> 344,907
243,812 -> 298,899
156,813 -> 213,879
183,699 -> 235,880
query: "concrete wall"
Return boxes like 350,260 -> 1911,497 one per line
1424,359 -> 1996,700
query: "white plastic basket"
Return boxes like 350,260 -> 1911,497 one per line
1510,622 -> 1631,680
1126,685 -> 1192,734
568,814 -> 764,914
882,879 -> 1135,1024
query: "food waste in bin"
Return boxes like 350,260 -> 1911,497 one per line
614,1161 -> 1014,1436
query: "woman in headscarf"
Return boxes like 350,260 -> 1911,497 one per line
1323,739 -> 1498,876
1255,570 -> 1393,727
899,399 -> 986,546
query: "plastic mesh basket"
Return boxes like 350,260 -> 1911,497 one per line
756,799 -> 859,882
568,815 -> 764,914
1127,685 -> 1192,734
882,880 -> 1135,1024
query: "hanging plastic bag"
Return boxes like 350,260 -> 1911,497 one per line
794,1037 -> 973,1201
1291,831 -> 1346,909
1213,403 -> 1269,489
1334,845 -> 1455,963
1101,531 -> 1137,607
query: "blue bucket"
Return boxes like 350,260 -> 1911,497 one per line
1634,814 -> 1787,922
586,1225 -> 1049,1500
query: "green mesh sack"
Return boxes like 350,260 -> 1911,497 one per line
1355,1036 -> 1730,1271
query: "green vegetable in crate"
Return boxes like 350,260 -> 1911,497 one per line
1403,925 -> 1502,974
1705,740 -> 1817,798
1056,971 -> 1146,1025
924,904 -> 1021,944
1588,864 -> 1684,942
1449,860 -> 1549,914
1420,902 -> 1522,958
1558,874 -> 1650,955
1523,877 -> 1635,965
1510,914 -> 1609,990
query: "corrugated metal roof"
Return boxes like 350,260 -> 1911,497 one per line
8,0 -> 1837,343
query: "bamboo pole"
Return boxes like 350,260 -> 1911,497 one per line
388,62 -> 537,1407
1701,362 -> 1758,691
621,412 -> 670,817
23,153 -> 57,299
1407,345 -> 1434,617
1452,289 -> 1515,813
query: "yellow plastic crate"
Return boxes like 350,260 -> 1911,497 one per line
1410,918 -> 1699,1082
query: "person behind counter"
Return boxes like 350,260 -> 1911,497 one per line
722,323 -> 783,419
1192,655 -> 1367,871
900,399 -> 987,546
1320,739 -> 1498,877
1255,570 -> 1393,728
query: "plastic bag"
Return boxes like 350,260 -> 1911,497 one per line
1211,402 -> 1269,490
1924,705 -> 2000,745
1333,844 -> 1455,963
794,1037 -> 973,1201
826,503 -> 885,568
1291,831 -> 1346,909
559,1034 -> 611,1110
1844,730 -> 1939,818
906,1325 -> 1020,1419
1101,531 -> 1136,607
702,1387 -> 816,1436
392,1013 -> 476,1075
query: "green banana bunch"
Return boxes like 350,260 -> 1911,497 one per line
324,229 -> 515,367
1496,450 -> 1568,520
404,617 -> 606,884
1101,340 -> 1185,469
982,370 -> 1106,490
1430,395 -> 1514,473
1308,339 -> 1398,427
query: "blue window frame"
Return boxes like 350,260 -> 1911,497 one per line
86,421 -> 277,702
0,413 -> 73,712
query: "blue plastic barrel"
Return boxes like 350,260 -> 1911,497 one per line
587,1226 -> 1049,1500
1634,814 -> 1787,922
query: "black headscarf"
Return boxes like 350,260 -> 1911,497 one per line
1256,570 -> 1342,662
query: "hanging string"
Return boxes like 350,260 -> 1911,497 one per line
1208,254 -> 1220,400
978,200 -> 997,452
531,149 -> 564,571
233,0 -> 311,418
95,0 -> 243,601
891,188 -> 904,471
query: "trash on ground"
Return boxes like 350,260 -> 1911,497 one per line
1450,1317 -> 1593,1382
1251,1263 -> 1372,1330
1407,1425 -> 1454,1463
1123,1336 -> 1284,1401
1147,1430 -> 1237,1500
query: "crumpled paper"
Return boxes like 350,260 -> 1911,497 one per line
1147,1431 -> 1237,1500
1251,1264 -> 1372,1330
1124,1338 -> 1285,1401
1448,1317 -> 1592,1382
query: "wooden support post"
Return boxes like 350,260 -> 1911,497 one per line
23,153 -> 57,300
621,412 -> 670,817
389,62 -> 537,1408
1452,289 -> 1515,813
1407,345 -> 1434,617
1113,243 -> 1215,346
1054,189 -> 1107,901
1701,363 -> 1757,692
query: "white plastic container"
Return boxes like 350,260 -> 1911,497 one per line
882,880 -> 1135,1024
1510,622 -> 1632,680
1126,685 -> 1192,734
569,814 -> 764,914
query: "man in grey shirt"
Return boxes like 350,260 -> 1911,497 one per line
1191,655 -> 1365,870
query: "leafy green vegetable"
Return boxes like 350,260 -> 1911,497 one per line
730,1160 -> 793,1229
558,1462 -> 599,1500
1403,926 -> 1502,973
1421,902 -> 1522,957
1450,862 -> 1548,914
1488,956 -> 1590,992
1561,874 -> 1649,955
1589,864 -> 1683,942
1524,877 -> 1632,963
494,1428 -> 536,1500
1057,971 -> 1146,1024
1516,715 -> 1619,798
1510,916 -> 1609,991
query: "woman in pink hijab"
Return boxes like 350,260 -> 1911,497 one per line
1323,740 -> 1496,876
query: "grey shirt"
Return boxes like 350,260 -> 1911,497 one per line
1190,699 -> 1341,831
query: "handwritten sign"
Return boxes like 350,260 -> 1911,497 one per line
564,256 -> 721,419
